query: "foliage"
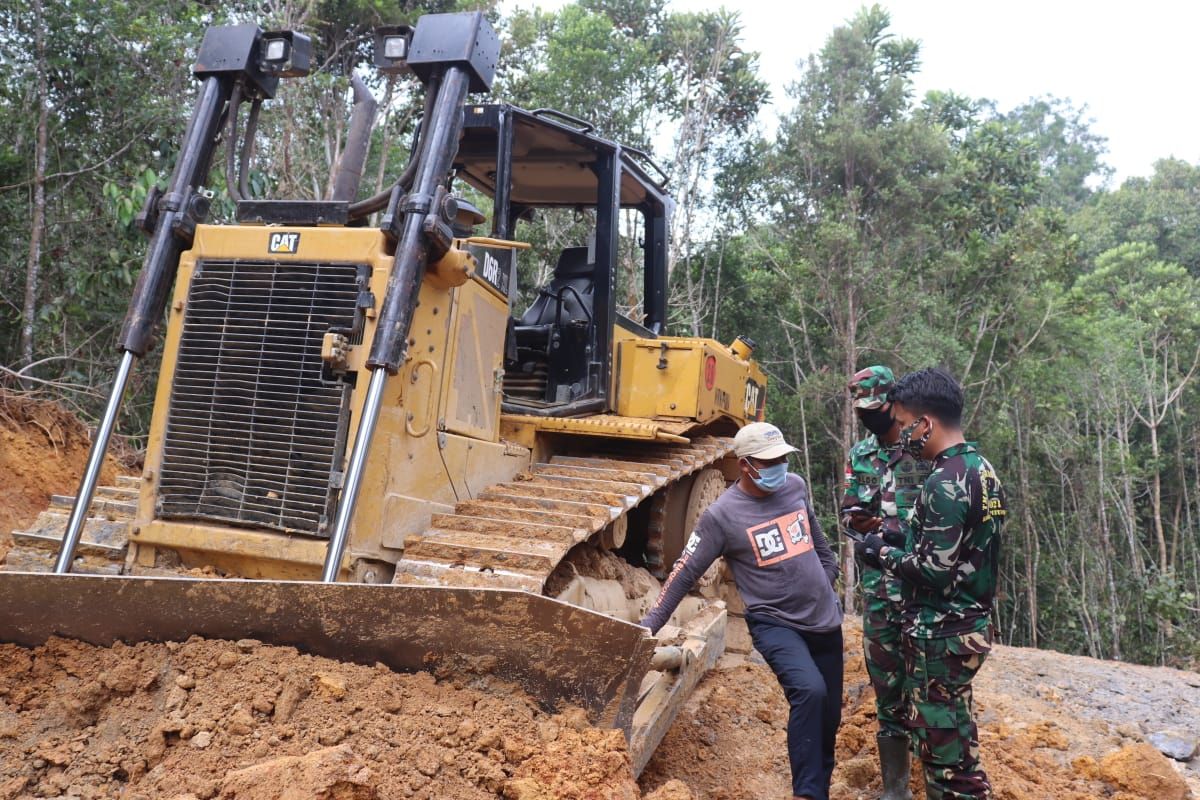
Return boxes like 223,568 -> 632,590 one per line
1,0 -> 1197,667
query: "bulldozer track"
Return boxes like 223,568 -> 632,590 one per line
6,438 -> 735,590
392,435 -> 735,592
5,475 -> 140,574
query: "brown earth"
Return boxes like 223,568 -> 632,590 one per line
0,635 -> 652,799
0,391 -> 132,559
2,393 -> 1198,799
641,620 -> 1198,799
3,625 -> 1192,800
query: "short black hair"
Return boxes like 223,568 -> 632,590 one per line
890,367 -> 964,427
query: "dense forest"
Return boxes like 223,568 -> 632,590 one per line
2,0 -> 1198,668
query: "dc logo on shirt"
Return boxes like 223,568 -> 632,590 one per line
754,528 -> 786,559
746,511 -> 813,567
685,531 -> 702,554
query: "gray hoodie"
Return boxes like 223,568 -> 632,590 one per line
641,472 -> 842,634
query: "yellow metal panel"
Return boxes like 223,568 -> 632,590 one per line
134,520 -> 335,581
614,339 -> 702,419
499,416 -> 540,451
440,278 -> 508,441
347,278 -> 454,558
380,494 -> 454,551
438,432 -> 534,502
613,334 -> 768,428
188,224 -> 390,263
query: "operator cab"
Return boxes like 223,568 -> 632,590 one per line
454,105 -> 672,416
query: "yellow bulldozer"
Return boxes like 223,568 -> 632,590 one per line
0,12 -> 767,773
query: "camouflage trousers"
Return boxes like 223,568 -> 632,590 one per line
902,628 -> 993,800
862,591 -> 907,738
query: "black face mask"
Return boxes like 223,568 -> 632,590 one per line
858,407 -> 894,437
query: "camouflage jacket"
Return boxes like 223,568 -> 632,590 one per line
881,442 -> 1006,638
841,436 -> 930,601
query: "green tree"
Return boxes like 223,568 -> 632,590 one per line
1073,158 -> 1200,275
1000,96 -> 1111,212
0,0 -> 207,413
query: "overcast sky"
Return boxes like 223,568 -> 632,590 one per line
509,0 -> 1200,186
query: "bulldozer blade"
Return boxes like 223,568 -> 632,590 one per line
0,572 -> 657,730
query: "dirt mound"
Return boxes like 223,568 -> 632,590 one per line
0,391 -> 133,549
1066,744 -> 1194,800
640,620 -> 1194,800
0,635 -> 648,800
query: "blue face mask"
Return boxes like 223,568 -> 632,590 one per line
748,460 -> 788,493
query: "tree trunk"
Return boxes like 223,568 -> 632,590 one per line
1147,416 -> 1168,573
20,0 -> 49,373
1096,423 -> 1122,660
1013,399 -> 1039,647
1116,419 -> 1144,579
840,283 -> 858,615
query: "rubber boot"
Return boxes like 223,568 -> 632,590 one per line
877,735 -> 913,800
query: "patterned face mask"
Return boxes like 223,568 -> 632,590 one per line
899,417 -> 933,457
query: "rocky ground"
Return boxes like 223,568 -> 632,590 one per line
1,391 -> 1197,799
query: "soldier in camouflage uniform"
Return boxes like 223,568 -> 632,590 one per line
842,366 -> 931,800
857,368 -> 1006,800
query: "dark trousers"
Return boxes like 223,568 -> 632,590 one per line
747,614 -> 844,800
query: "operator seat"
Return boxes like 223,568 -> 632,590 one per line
519,246 -> 595,327
507,246 -> 597,405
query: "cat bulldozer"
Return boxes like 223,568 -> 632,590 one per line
0,12 -> 767,772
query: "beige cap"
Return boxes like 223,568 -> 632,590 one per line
733,422 -> 798,460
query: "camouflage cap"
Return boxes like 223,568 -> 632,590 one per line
849,365 -> 895,410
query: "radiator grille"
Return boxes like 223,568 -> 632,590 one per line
158,259 -> 365,535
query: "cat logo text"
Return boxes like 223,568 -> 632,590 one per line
268,232 -> 301,254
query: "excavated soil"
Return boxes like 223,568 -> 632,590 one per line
641,620 -> 1198,799
0,391 -> 132,557
4,623 -> 1192,800
0,635 -> 666,800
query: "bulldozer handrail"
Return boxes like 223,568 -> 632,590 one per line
531,107 -> 595,133
622,144 -> 670,188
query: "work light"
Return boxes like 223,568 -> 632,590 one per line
259,30 -> 312,77
374,25 -> 414,74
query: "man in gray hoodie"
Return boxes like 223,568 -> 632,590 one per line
641,422 -> 843,800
